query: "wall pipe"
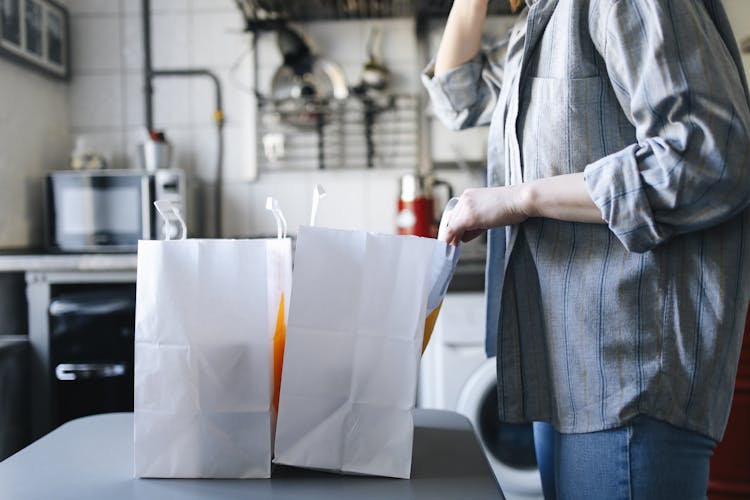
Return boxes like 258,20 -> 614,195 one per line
142,0 -> 225,238
415,13 -> 432,177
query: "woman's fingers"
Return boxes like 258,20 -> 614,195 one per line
442,195 -> 476,245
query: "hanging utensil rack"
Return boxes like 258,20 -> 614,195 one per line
257,94 -> 419,171
234,0 -> 512,27
239,0 -> 514,175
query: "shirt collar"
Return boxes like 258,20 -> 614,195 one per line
525,0 -> 538,6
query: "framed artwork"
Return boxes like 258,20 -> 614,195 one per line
0,0 -> 68,79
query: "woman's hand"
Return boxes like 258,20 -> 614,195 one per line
441,185 -> 529,245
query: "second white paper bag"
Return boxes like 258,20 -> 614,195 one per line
273,225 -> 459,479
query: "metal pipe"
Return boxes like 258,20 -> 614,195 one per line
142,0 -> 154,130
141,0 -> 225,238
415,13 -> 432,176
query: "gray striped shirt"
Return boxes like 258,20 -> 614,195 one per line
423,0 -> 750,440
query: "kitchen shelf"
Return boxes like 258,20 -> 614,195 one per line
235,0 -> 513,27
257,94 -> 419,171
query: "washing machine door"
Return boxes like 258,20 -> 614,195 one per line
457,358 -> 543,498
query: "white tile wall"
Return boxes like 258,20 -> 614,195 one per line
70,16 -> 122,72
68,73 -> 123,129
66,0 -> 119,15
191,0 -> 236,12
151,78 -> 191,126
151,12 -> 191,68
119,0 -> 142,16
149,0 -> 190,14
123,73 -> 145,127
120,14 -> 144,71
190,11 -> 247,68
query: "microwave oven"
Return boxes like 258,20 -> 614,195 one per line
45,169 -> 187,253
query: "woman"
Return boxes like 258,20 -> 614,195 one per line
424,0 -> 750,498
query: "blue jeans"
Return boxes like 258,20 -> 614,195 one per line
533,416 -> 716,500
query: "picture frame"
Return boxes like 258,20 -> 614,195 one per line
0,0 -> 68,79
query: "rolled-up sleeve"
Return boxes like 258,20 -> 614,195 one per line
421,52 -> 503,131
584,0 -> 750,253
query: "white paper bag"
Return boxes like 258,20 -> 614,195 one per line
273,225 -> 459,479
134,233 -> 292,478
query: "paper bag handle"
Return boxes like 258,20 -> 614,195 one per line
154,200 -> 187,240
265,197 -> 288,239
437,197 -> 460,249
309,184 -> 326,227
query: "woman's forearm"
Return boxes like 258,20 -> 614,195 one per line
441,173 -> 604,245
434,0 -> 489,76
521,173 -> 604,224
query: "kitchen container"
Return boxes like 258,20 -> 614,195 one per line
137,140 -> 172,172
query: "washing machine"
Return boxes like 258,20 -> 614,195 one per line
419,292 -> 544,500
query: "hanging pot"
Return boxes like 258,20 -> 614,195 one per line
269,24 -> 348,128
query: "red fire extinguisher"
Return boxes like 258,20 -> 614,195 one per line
396,173 -> 453,238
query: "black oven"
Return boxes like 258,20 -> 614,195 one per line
48,284 -> 135,426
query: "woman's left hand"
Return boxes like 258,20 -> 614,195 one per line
440,185 -> 529,245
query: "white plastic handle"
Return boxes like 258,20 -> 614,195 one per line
265,196 -> 288,239
310,184 -> 327,227
154,200 -> 187,240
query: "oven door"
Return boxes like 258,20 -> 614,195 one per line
47,172 -> 153,252
49,285 -> 136,426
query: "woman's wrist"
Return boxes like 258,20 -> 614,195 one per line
513,182 -> 538,219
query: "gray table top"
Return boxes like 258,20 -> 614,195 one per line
0,410 -> 502,500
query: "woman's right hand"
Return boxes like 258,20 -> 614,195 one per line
439,174 -> 605,245
440,185 -> 529,245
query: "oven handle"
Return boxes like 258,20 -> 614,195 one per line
55,363 -> 127,381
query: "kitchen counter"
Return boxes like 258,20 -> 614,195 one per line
0,251 -> 136,273
0,248 -> 483,290
0,410 -> 503,500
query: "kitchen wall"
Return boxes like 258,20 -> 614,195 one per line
65,0 -> 256,235
63,0 -> 750,238
0,56 -> 69,247
65,0 -> 495,238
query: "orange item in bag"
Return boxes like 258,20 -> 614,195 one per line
422,300 -> 443,354
272,294 -> 286,412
